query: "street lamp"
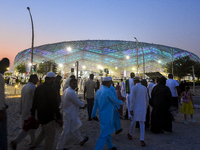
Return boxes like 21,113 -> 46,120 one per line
172,49 -> 174,75
27,7 -> 34,74
134,37 -> 145,79
192,65 -> 195,95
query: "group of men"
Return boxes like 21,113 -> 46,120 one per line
0,58 -> 181,150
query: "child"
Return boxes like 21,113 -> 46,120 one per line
180,86 -> 195,124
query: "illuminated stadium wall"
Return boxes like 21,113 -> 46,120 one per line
14,40 -> 200,77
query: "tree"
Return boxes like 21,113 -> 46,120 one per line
194,62 -> 200,80
37,60 -> 57,75
15,63 -> 26,74
164,56 -> 195,80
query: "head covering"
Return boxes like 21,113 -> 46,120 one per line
150,79 -> 153,82
133,76 -> 139,81
103,77 -> 112,81
46,72 -> 56,77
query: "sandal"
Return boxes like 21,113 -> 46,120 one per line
115,128 -> 123,134
79,137 -> 89,146
141,141 -> 146,147
127,133 -> 132,140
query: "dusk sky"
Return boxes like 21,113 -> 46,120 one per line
1,0 -> 200,70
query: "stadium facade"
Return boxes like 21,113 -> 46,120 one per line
14,40 -> 200,78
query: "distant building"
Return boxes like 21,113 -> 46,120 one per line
14,40 -> 200,77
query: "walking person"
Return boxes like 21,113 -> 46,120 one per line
125,72 -> 135,119
63,75 -> 75,91
150,77 -> 173,133
115,82 -> 125,117
96,80 -> 100,91
56,79 -> 88,150
127,77 -> 149,147
0,58 -> 10,150
84,74 -> 97,121
29,72 -> 63,150
120,79 -> 126,98
166,74 -> 180,109
147,79 -> 155,99
53,75 -> 62,106
92,77 -> 123,150
11,74 -> 38,149
141,79 -> 150,129
110,81 -> 123,134
180,86 -> 195,124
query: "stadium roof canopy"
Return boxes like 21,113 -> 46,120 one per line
14,40 -> 200,77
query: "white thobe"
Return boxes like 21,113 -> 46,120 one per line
19,82 -> 36,125
62,86 -> 84,131
121,81 -> 126,98
147,82 -> 155,98
57,86 -> 85,149
13,82 -> 36,144
126,78 -> 134,118
130,83 -> 149,121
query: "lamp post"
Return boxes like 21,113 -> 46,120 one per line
134,37 -> 145,79
192,65 -> 195,95
76,61 -> 79,94
172,49 -> 173,75
27,7 -> 34,74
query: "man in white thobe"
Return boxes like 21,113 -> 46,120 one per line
125,72 -> 135,119
127,76 -> 149,147
147,79 -> 155,98
11,74 -> 38,149
63,75 -> 75,91
120,79 -> 126,98
56,79 -> 88,150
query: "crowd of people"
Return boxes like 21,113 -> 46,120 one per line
0,57 -> 196,150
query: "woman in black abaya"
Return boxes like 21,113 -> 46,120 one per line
150,77 -> 173,133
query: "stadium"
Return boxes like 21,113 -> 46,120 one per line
14,40 -> 200,78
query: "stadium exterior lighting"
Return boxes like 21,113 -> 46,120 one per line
59,64 -> 63,67
67,47 -> 72,51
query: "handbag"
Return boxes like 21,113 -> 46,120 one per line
181,92 -> 190,103
23,116 -> 40,131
